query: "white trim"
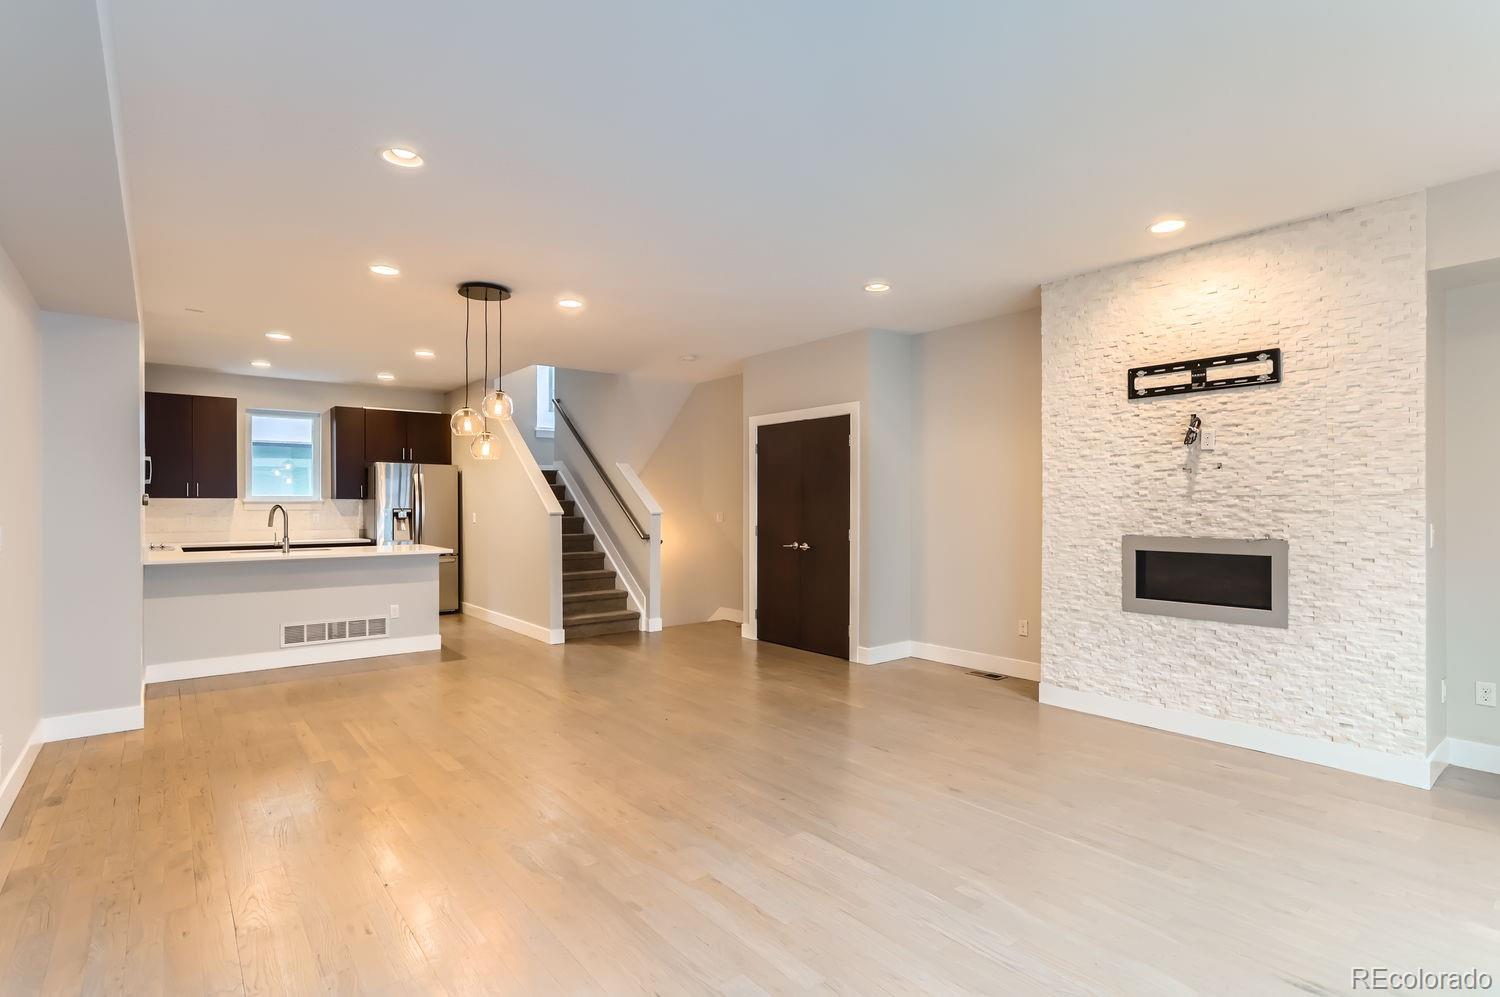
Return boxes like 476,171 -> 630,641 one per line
37,703 -> 146,744
144,634 -> 441,684
746,402 -> 861,661
0,721 -> 43,831
856,641 -> 911,664
1429,738 -> 1451,785
1444,737 -> 1500,776
708,607 -> 744,624
646,617 -> 664,632
554,463 -> 649,626
908,642 -> 1041,681
463,602 -> 565,645
507,419 -> 565,515
245,407 -> 323,503
1038,683 -> 1433,789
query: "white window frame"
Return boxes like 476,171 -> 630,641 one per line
245,408 -> 323,503
536,365 -> 556,437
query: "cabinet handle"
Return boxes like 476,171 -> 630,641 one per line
360,484 -> 365,499
196,482 -> 200,497
185,482 -> 189,497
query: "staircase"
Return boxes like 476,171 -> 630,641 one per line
545,469 -> 641,638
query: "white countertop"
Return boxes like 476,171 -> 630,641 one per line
144,543 -> 452,567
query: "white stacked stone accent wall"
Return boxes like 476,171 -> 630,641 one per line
1040,194 -> 1428,758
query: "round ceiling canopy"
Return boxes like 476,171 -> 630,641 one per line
457,281 -> 512,301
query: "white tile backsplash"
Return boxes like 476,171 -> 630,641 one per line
143,498 -> 366,544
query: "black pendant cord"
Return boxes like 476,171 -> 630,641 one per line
483,293 -> 491,413
498,294 -> 503,394
463,294 -> 472,410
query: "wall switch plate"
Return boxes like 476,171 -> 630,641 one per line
715,512 -> 724,523
1442,678 -> 1447,704
1017,618 -> 1028,637
390,604 -> 401,619
1478,681 -> 1497,708
1429,524 -> 1436,550
471,512 -> 477,524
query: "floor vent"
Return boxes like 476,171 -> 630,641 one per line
282,616 -> 390,648
966,670 -> 1007,681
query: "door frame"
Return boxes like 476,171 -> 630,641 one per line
744,402 -> 861,661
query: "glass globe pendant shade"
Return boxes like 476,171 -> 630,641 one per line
450,406 -> 482,437
481,388 -> 514,420
470,431 -> 499,460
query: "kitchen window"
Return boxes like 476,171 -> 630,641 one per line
246,409 -> 321,501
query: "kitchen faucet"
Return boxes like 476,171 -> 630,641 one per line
268,504 -> 290,554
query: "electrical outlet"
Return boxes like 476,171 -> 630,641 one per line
1200,429 -> 1216,452
1017,618 -> 1028,637
390,604 -> 401,620
1478,682 -> 1497,708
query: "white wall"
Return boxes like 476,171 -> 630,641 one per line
39,312 -> 144,725
445,392 -> 564,642
1428,169 -> 1500,272
1443,279 -> 1500,749
0,241 -> 43,822
640,375 -> 743,625
142,364 -> 445,541
1040,194 -> 1430,770
912,310 -> 1042,666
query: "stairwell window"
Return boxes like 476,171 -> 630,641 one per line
246,409 -> 321,501
536,365 -> 556,437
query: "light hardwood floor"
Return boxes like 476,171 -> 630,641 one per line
1,615 -> 1497,995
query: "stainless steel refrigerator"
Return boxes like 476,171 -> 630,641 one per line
364,462 -> 461,613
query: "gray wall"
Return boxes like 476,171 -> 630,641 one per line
0,242 -> 42,798
641,375 -> 744,625
912,310 -> 1042,665
1443,279 -> 1500,747
39,311 -> 144,721
1426,279 -> 1447,752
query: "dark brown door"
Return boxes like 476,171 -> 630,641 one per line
406,411 -> 452,464
144,391 -> 193,499
330,406 -> 367,499
191,395 -> 238,498
364,408 -> 407,462
756,415 -> 851,658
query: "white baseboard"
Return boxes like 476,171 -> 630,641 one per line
144,633 -> 442,684
708,607 -> 744,624
37,703 -> 146,744
740,622 -> 756,640
645,617 -> 664,632
856,641 -> 912,665
463,602 -> 565,644
1443,737 -> 1500,777
908,642 -> 1041,681
0,721 -> 43,831
1039,683 -> 1432,789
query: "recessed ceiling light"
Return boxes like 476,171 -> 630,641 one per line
381,147 -> 424,168
1148,218 -> 1187,235
369,263 -> 400,276
863,281 -> 891,294
414,349 -> 436,359
264,331 -> 292,341
679,354 -> 698,362
250,360 -> 271,368
376,372 -> 396,381
556,296 -> 585,311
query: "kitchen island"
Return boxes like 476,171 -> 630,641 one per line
143,543 -> 450,682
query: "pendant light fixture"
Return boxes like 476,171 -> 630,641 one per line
469,284 -> 500,460
480,282 -> 514,421
451,282 -> 508,438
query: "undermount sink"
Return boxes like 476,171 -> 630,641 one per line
178,540 -> 373,553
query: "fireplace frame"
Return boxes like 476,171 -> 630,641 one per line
1122,535 -> 1289,628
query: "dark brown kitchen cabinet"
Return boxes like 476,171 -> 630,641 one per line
330,406 -> 367,499
144,391 -> 237,498
363,408 -> 451,465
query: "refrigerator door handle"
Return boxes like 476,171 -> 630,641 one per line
413,465 -> 423,544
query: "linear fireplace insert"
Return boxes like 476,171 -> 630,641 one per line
1122,536 -> 1288,627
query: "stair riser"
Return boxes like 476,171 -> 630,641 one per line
542,470 -> 559,484
565,619 -> 641,638
549,483 -> 566,498
565,593 -> 628,614
562,534 -> 595,553
563,553 -> 607,571
558,499 -> 576,516
564,574 -> 616,593
561,516 -> 587,534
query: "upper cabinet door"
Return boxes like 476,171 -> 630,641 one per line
144,391 -> 194,498
330,406 -> 367,499
191,395 -> 238,498
406,411 -> 452,464
364,408 -> 407,463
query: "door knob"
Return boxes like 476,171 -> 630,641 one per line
798,542 -> 811,550
781,542 -> 800,549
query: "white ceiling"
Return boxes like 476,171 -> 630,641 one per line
0,0 -> 136,321
99,0 -> 1500,390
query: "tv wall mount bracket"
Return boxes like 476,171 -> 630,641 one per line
1127,348 -> 1282,400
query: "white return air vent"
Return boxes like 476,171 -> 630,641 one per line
282,616 -> 390,648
